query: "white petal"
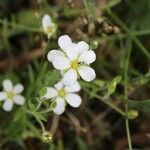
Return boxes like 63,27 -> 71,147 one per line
13,84 -> 24,94
58,35 -> 72,51
52,56 -> 71,70
65,93 -> 81,108
78,50 -> 96,64
53,97 -> 65,115
44,87 -> 58,99
42,14 -> 52,29
54,81 -> 64,90
65,43 -> 79,60
78,66 -> 96,82
64,82 -> 81,92
47,50 -> 65,62
77,41 -> 89,54
3,79 -> 13,92
3,100 -> 13,112
0,92 -> 7,101
62,69 -> 78,86
13,95 -> 25,105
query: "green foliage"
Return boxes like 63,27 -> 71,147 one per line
107,76 -> 122,95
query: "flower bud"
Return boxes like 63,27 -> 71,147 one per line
42,14 -> 56,38
113,26 -> 120,34
42,131 -> 53,143
127,110 -> 139,119
90,40 -> 98,49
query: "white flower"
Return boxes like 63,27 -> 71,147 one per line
42,14 -> 56,38
43,81 -> 81,115
47,35 -> 96,86
0,79 -> 25,112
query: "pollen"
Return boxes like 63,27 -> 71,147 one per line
6,92 -> 15,99
58,89 -> 66,98
71,60 -> 79,69
47,26 -> 53,33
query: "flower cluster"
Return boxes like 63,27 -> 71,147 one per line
0,17 -> 96,116
45,35 -> 96,114
0,79 -> 25,111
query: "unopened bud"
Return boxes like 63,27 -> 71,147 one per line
42,131 -> 53,143
90,40 -> 98,49
127,110 -> 139,119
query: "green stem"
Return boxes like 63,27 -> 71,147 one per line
24,107 -> 46,132
83,88 -> 126,117
33,112 -> 46,132
106,8 -> 150,59
39,107 -> 52,114
98,29 -> 150,41
83,0 -> 90,17
0,19 -> 42,33
124,40 -> 133,150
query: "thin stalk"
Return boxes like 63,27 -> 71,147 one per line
83,88 -> 126,117
24,107 -> 46,132
106,8 -> 150,59
97,29 -> 150,41
0,19 -> 42,33
40,107 -> 52,114
83,0 -> 90,18
124,40 -> 133,150
33,112 -> 46,132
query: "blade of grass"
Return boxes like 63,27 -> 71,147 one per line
123,39 -> 133,150
106,8 -> 150,59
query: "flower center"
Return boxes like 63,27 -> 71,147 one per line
6,91 -> 15,99
58,89 -> 66,98
71,60 -> 79,69
47,25 -> 53,33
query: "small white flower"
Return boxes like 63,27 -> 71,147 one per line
47,35 -> 96,85
43,81 -> 81,115
42,14 -> 56,38
0,79 -> 25,112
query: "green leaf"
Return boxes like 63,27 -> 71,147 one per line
93,79 -> 106,87
113,76 -> 122,83
126,99 -> 150,107
63,7 -> 80,18
108,81 -> 117,95
28,65 -> 34,83
39,87 -> 47,97
28,101 -> 36,111
76,137 -> 88,150
107,76 -> 122,95
33,112 -> 47,122
107,0 -> 122,8
50,100 -> 57,110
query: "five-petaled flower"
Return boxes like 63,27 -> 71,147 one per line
42,14 -> 56,38
0,79 -> 25,112
43,81 -> 81,115
47,35 -> 96,86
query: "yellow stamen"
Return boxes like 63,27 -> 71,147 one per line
47,26 -> 53,33
58,89 -> 66,98
71,60 -> 79,69
6,92 -> 15,99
